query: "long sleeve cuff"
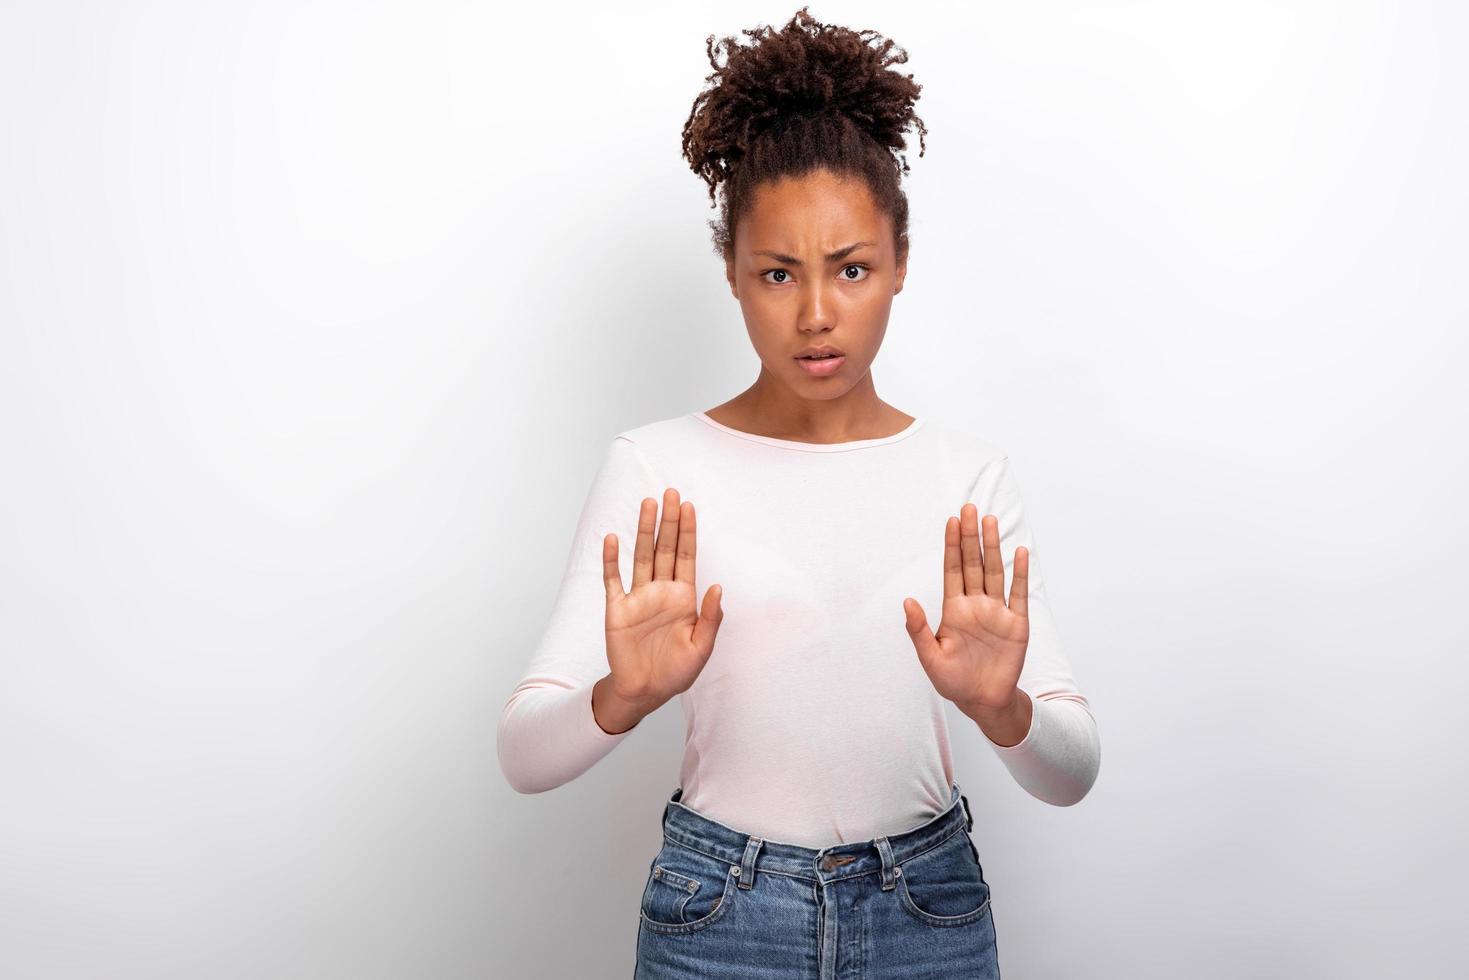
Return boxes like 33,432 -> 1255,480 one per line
497,676 -> 635,794
984,690 -> 1100,806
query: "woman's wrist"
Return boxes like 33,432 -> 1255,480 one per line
956,686 -> 1032,748
592,674 -> 656,735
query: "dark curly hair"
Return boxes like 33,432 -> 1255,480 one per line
681,6 -> 928,264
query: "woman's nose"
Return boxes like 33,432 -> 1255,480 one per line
800,279 -> 836,330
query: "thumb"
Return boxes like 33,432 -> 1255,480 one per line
903,597 -> 941,669
691,584 -> 724,659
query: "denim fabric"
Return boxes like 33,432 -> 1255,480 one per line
634,782 -> 1000,979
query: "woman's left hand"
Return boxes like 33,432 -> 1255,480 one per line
902,503 -> 1029,714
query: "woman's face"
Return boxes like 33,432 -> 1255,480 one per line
724,168 -> 907,401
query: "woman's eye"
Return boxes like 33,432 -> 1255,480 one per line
761,265 -> 869,284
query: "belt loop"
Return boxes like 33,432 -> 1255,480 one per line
874,835 -> 897,891
737,836 -> 763,890
960,793 -> 974,832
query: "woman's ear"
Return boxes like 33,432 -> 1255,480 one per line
725,256 -> 739,299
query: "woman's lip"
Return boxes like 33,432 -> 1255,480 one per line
795,354 -> 846,376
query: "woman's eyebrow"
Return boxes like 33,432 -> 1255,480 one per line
751,241 -> 876,266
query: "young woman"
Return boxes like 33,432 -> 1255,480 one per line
498,8 -> 1100,976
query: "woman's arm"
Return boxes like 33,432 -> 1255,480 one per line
496,435 -> 662,794
965,454 -> 1101,806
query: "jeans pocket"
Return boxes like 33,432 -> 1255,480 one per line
639,840 -> 737,935
894,830 -> 992,927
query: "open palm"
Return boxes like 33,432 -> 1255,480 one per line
902,503 -> 1029,712
602,488 -> 724,713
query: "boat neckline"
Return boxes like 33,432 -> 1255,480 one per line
689,411 -> 926,453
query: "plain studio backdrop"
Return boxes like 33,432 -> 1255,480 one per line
2,1 -> 1465,977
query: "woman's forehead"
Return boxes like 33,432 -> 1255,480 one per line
739,175 -> 890,250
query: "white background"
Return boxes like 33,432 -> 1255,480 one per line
2,1 -> 1465,977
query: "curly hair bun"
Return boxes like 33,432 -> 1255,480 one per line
683,6 -> 928,215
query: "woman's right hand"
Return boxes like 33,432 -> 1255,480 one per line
597,488 -> 724,729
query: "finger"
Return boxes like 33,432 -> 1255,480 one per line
982,514 -> 1005,598
902,598 -> 943,670
943,516 -> 963,599
674,500 -> 697,586
602,533 -> 625,600
691,584 -> 724,659
631,497 -> 658,589
653,488 -> 681,581
960,503 -> 984,596
1009,546 -> 1029,618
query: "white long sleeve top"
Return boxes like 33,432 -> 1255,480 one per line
497,411 -> 1100,847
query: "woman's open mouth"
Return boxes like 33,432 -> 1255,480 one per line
795,353 -> 846,376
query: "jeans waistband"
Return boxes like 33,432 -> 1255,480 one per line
658,782 -> 976,888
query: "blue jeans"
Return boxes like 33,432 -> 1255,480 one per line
634,782 -> 1001,978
